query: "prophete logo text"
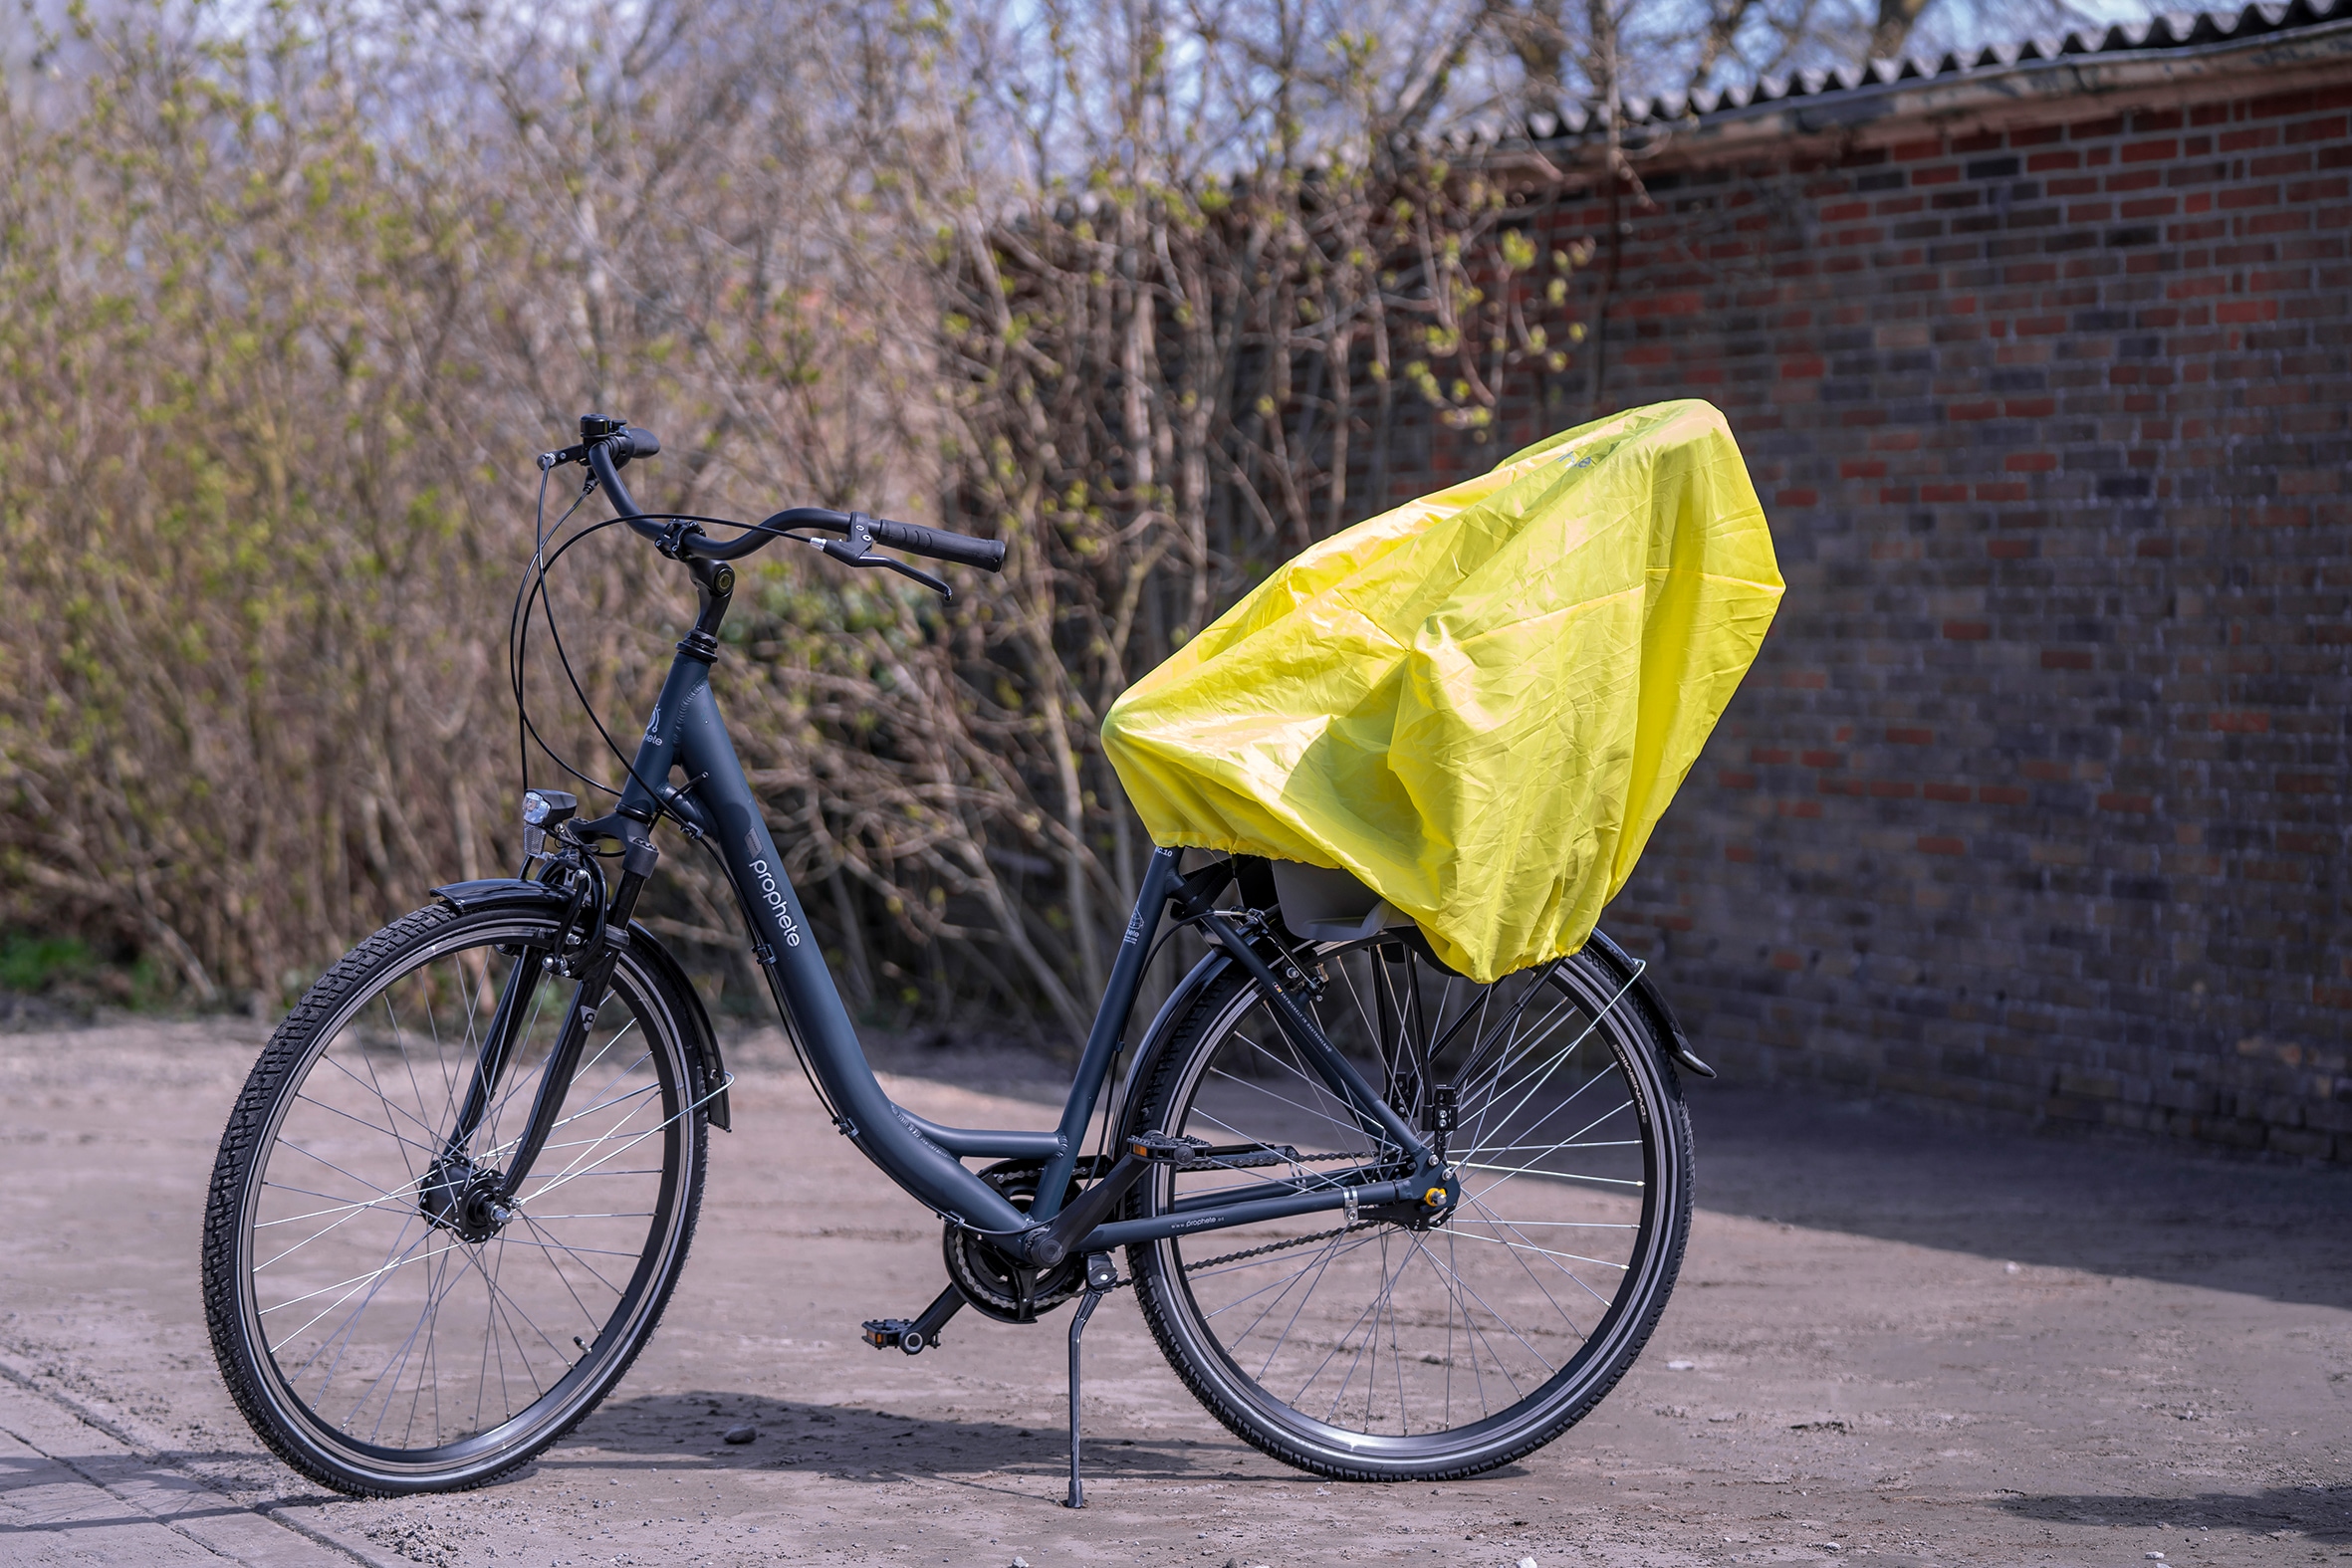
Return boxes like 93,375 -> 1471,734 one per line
749,859 -> 802,947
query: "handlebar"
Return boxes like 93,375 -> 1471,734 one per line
855,515 -> 1007,571
579,419 -> 1005,575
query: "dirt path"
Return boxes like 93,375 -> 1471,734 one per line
2,1018 -> 2347,1567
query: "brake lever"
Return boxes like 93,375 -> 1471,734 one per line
815,539 -> 952,599
871,552 -> 954,600
813,514 -> 954,601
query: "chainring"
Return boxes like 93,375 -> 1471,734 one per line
942,1158 -> 1106,1322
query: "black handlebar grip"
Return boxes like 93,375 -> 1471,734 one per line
616,426 -> 660,460
865,516 -> 1007,572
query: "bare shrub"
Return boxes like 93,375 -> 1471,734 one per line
0,0 -> 1584,1034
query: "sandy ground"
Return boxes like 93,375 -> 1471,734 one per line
1,1016 -> 2347,1568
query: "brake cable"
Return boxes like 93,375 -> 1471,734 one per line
508,506 -> 823,830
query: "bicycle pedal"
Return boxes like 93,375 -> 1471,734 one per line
861,1318 -> 921,1353
1125,1131 -> 1209,1162
859,1282 -> 965,1354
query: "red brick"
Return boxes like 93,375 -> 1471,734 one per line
2098,792 -> 2155,812
2041,649 -> 2096,670
2250,150 -> 2315,178
1917,835 -> 1968,855
2209,712 -> 2271,733
1886,727 -> 1935,745
1944,620 -> 1991,641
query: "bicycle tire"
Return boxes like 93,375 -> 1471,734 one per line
1125,934 -> 1692,1481
201,900 -> 709,1495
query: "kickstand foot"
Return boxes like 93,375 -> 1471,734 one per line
1063,1251 -> 1119,1509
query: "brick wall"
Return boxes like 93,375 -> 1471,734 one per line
1399,48 -> 2352,1158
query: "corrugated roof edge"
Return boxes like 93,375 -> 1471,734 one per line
1423,0 -> 2352,149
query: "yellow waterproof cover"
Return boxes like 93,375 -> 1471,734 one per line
1100,399 -> 1782,983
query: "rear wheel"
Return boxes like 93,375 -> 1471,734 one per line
201,901 -> 709,1495
1127,935 -> 1692,1480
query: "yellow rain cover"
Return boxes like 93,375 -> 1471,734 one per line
1100,398 -> 1782,983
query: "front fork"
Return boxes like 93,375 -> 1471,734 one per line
427,816 -> 661,1235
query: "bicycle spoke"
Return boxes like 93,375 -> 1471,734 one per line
227,914 -> 694,1475
1152,938 -> 1680,1461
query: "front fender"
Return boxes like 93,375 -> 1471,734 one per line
430,879 -> 733,1129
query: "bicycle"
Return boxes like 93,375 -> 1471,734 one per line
201,414 -> 1716,1501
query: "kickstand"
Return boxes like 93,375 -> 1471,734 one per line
1063,1251 -> 1119,1509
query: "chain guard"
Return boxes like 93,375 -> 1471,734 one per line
943,1157 -> 1107,1322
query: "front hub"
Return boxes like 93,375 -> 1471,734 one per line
420,1156 -> 513,1243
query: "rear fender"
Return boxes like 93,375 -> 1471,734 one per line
1582,926 -> 1715,1080
430,878 -> 733,1129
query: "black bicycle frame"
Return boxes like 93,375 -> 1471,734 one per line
609,653 -> 1433,1250
491,456 -> 1439,1261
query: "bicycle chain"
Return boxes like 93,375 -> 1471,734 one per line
1154,1150 -> 1402,1272
1183,1220 -> 1380,1272
1177,1147 -> 1365,1172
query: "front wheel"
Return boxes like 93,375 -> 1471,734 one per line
201,900 -> 710,1495
1126,935 -> 1692,1480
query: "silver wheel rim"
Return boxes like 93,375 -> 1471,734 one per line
1147,943 -> 1679,1461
